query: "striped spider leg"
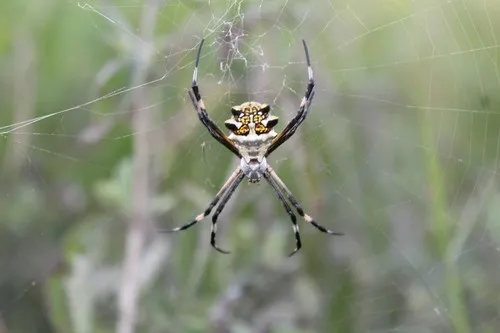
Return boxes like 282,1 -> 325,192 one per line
264,167 -> 344,256
158,168 -> 245,254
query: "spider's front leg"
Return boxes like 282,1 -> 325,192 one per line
267,167 -> 344,236
158,168 -> 243,234
263,172 -> 302,257
209,172 -> 245,253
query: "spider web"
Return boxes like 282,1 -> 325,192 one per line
1,0 -> 499,332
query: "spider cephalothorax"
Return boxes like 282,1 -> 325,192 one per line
160,39 -> 343,256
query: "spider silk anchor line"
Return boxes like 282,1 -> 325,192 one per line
159,39 -> 343,256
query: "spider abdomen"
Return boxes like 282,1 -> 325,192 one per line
230,131 -> 276,161
225,101 -> 279,161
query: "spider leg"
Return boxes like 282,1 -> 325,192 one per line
266,40 -> 315,157
189,39 -> 241,158
263,172 -> 302,257
210,172 -> 245,254
267,167 -> 344,236
158,168 -> 243,233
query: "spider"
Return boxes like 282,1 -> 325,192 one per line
160,39 -> 343,256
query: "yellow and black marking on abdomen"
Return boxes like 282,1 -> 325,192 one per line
224,101 -> 279,136
235,124 -> 250,135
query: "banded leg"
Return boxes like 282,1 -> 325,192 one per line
188,39 -> 241,158
266,40 -> 316,157
263,172 -> 302,257
158,168 -> 243,233
267,167 -> 344,236
210,172 -> 245,253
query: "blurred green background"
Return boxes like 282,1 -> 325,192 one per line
1,0 -> 500,332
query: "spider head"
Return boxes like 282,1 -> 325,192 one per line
240,157 -> 267,183
224,101 -> 279,136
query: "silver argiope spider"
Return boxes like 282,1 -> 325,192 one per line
160,39 -> 343,256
